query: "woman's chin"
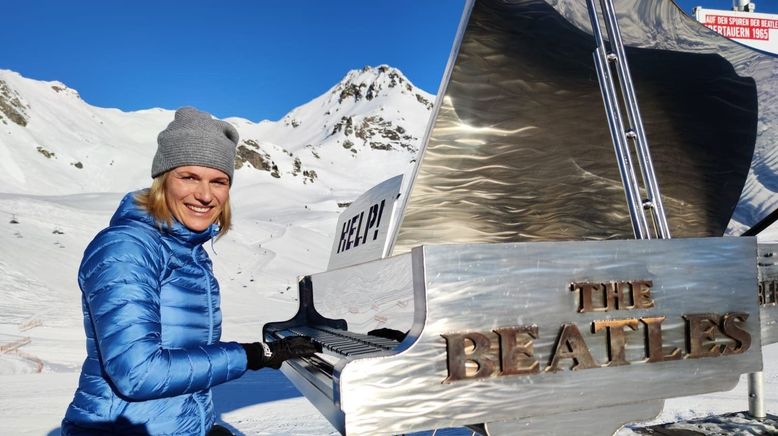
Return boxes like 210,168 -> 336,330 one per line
180,216 -> 215,232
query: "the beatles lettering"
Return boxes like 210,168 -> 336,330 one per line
441,280 -> 752,383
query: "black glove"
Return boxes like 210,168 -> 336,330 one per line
241,336 -> 320,370
367,327 -> 408,342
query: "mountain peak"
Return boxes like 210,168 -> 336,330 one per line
342,64 -> 409,86
332,65 -> 429,107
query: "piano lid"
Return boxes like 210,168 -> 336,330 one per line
390,0 -> 778,255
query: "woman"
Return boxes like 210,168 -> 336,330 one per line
62,107 -> 318,435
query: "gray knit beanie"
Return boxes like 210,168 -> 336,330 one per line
152,107 -> 239,182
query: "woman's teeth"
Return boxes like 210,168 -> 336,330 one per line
187,205 -> 210,213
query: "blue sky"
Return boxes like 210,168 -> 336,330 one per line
2,1 -> 776,122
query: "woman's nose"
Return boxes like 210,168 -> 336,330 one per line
193,182 -> 212,203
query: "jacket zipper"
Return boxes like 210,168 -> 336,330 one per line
192,245 -> 215,344
191,245 -> 213,435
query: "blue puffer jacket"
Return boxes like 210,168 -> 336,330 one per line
62,192 -> 248,435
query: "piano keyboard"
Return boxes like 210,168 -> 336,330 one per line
268,325 -> 400,357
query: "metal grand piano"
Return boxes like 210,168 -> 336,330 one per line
264,0 -> 778,434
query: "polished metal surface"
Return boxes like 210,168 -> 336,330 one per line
314,252 -> 415,335
392,0 -> 778,254
288,237 -> 760,435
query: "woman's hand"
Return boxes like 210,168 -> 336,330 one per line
241,336 -> 321,370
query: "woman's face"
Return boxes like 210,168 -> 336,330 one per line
164,165 -> 230,232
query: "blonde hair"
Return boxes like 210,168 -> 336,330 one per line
134,172 -> 232,239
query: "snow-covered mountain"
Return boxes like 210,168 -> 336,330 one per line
0,65 -> 432,196
0,65 -> 433,381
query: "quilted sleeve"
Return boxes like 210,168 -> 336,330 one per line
78,227 -> 248,401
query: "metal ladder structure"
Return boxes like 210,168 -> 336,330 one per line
586,0 -> 671,240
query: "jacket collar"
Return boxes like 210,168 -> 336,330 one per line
111,191 -> 218,246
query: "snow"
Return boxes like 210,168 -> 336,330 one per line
0,68 -> 775,435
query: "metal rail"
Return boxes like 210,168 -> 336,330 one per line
586,0 -> 671,240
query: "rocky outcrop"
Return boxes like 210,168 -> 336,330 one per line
235,139 -> 281,178
0,80 -> 29,127
330,114 -> 417,152
36,146 -> 56,159
291,157 -> 318,184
